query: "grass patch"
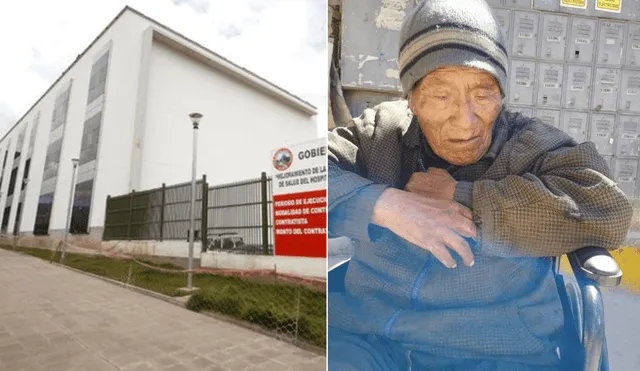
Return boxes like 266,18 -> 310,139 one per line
1,245 -> 326,348
186,282 -> 326,347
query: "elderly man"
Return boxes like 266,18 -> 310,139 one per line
327,0 -> 633,370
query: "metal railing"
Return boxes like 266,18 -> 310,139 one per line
103,172 -> 274,255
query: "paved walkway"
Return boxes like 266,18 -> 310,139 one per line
0,249 -> 325,371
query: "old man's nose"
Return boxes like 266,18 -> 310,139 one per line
453,100 -> 479,130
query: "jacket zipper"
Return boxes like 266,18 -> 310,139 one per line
410,256 -> 433,310
383,310 -> 401,337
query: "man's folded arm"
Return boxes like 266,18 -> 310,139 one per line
471,130 -> 633,258
328,126 -> 389,243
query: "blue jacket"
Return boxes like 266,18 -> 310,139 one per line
327,101 -> 632,364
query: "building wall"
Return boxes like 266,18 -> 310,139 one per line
0,8 -> 317,238
5,117 -> 35,235
139,40 -> 317,190
84,12 -> 155,235
0,10 -> 145,236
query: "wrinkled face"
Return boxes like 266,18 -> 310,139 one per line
408,66 -> 502,166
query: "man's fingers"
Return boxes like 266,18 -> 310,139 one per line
439,206 -> 476,239
456,203 -> 473,220
443,229 -> 475,267
424,242 -> 457,269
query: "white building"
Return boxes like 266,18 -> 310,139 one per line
0,6 -> 318,240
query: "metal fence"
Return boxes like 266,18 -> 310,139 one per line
206,174 -> 274,255
103,172 -> 274,255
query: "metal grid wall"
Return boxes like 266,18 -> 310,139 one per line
206,174 -> 273,255
103,173 -> 274,255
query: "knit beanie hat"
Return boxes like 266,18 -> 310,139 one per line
398,0 -> 509,97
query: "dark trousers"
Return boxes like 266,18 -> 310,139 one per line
328,326 -> 581,371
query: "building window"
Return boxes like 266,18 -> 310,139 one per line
1,206 -> 10,233
41,138 -> 62,182
14,127 -> 25,160
50,89 -> 70,132
33,193 -> 54,235
28,117 -> 39,154
79,112 -> 102,166
70,179 -> 94,234
0,146 -> 9,189
13,202 -> 22,236
87,52 -> 110,104
7,167 -> 18,197
34,86 -> 71,235
21,159 -> 30,191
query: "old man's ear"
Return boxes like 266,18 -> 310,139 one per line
407,78 -> 423,115
408,94 -> 414,114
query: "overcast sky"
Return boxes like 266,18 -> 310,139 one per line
0,0 -> 327,137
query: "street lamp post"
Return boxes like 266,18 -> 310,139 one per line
60,158 -> 79,265
186,112 -> 202,290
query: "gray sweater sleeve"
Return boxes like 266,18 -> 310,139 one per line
473,122 -> 633,257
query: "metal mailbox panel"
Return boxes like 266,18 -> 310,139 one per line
509,60 -> 537,105
340,0 -> 418,92
509,106 -> 534,117
493,8 -> 511,41
505,0 -> 533,8
533,0 -> 559,11
614,158 -> 638,197
619,70 -> 640,113
592,68 -> 621,112
590,113 -> 616,155
568,17 -> 597,64
562,110 -> 589,143
616,115 -> 640,157
537,62 -> 564,107
540,14 -> 569,60
593,0 -> 639,22
564,65 -> 592,109
486,0 -> 504,6
596,21 -> 626,66
536,108 -> 561,127
512,11 -> 540,58
625,23 -> 640,67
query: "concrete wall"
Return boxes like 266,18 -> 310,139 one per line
201,251 -> 326,279
5,234 -> 325,280
140,41 -> 318,189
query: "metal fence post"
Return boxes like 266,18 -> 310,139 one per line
127,190 -> 135,240
201,175 -> 208,252
260,172 -> 269,255
160,183 -> 166,242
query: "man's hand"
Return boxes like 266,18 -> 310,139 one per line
406,168 -> 457,200
371,188 -> 476,268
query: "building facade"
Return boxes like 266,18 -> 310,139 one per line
0,6 -> 318,239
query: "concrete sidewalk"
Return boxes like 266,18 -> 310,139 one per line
0,249 -> 325,371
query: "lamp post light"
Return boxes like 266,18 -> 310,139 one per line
186,112 -> 202,290
60,158 -> 79,265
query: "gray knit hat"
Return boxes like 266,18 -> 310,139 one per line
398,0 -> 509,96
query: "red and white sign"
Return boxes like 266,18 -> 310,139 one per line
271,138 -> 327,258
